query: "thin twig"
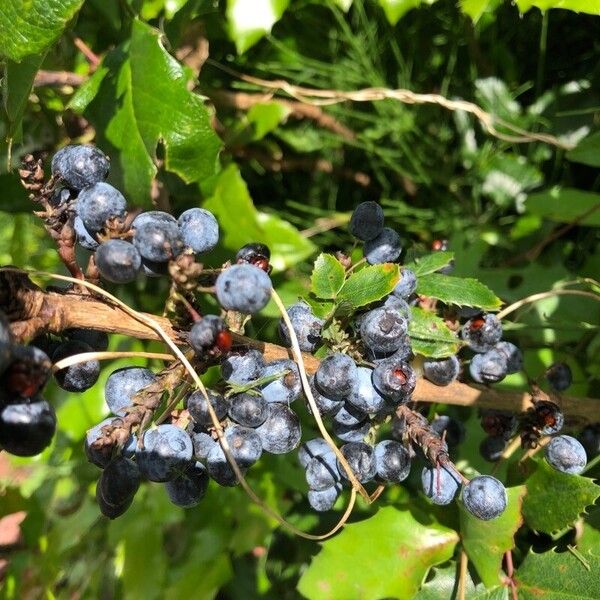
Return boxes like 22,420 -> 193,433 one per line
207,60 -> 573,150
52,351 -> 175,372
497,289 -> 600,320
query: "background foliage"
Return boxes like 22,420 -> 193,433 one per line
0,0 -> 599,598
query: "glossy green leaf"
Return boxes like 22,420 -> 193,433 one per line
297,506 -> 458,600
416,273 -> 503,310
460,486 -> 526,587
0,0 -> 84,61
522,459 -> 600,534
311,253 -> 346,299
246,102 -> 290,141
204,164 -> 315,272
515,0 -> 600,15
377,0 -> 425,24
2,54 -> 45,143
526,187 -> 600,227
408,252 -> 454,276
567,131 -> 600,167
226,0 -> 291,54
408,307 -> 461,358
515,550 -> 600,599
72,20 -> 222,202
337,263 -> 399,308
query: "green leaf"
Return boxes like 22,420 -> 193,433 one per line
297,506 -> 458,600
408,307 -> 461,358
460,486 -> 526,587
2,53 -> 45,143
515,0 -> 600,15
204,164 -> 315,272
73,20 -> 222,202
377,0 -> 425,24
337,263 -> 399,309
408,252 -> 455,276
459,0 -> 500,22
416,273 -> 502,310
522,459 -> 600,534
515,550 -> 600,599
246,102 -> 290,141
526,187 -> 600,227
304,297 -> 336,320
311,254 -> 346,299
567,131 -> 600,167
0,0 -> 84,61
226,0 -> 291,54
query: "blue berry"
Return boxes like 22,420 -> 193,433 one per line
308,377 -> 344,416
186,389 -> 229,428
105,367 -> 156,416
315,353 -> 357,400
140,258 -> 169,278
579,425 -> 600,458
533,401 -> 564,435
136,424 -> 193,482
65,328 -> 109,352
332,401 -> 368,427
133,218 -> 183,263
332,419 -> 370,443
220,350 -> 265,385
165,461 -> 209,507
305,452 -> 340,490
256,403 -> 301,454
363,227 -> 402,264
374,440 -> 411,483
95,240 -> 141,284
392,268 -> 417,299
371,359 -> 415,403
469,349 -> 508,384
52,340 -> 100,392
191,431 -> 217,462
0,398 -> 56,456
546,362 -> 572,392
360,307 -> 408,353
347,367 -> 387,413
423,355 -> 460,386
349,201 -> 385,241
494,342 -> 523,374
461,314 -> 502,353
73,216 -> 99,251
206,442 -> 243,487
225,424 -> 263,467
430,415 -> 465,448
189,316 -> 227,354
228,392 -> 268,428
215,264 -> 272,314
177,208 -> 219,254
308,484 -> 342,512
421,464 -> 461,505
479,436 -> 506,462
336,442 -> 376,483
260,359 -> 302,404
545,435 -> 587,474
382,295 -> 411,319
52,144 -> 109,190
236,243 -> 270,270
76,182 -> 126,232
298,438 -> 332,468
462,475 -> 507,520
50,187 -> 73,207
98,457 -> 140,508
131,211 -> 177,230
279,302 -> 324,352
2,344 -> 52,401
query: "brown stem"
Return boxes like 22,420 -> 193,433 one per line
1,269 -> 597,423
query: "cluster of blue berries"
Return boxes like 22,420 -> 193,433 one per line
51,145 -> 220,283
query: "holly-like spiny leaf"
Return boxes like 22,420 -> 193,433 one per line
522,458 -> 600,534
337,263 -> 399,309
311,253 -> 346,299
407,252 -> 455,277
416,273 -> 502,310
297,506 -> 458,600
408,307 -> 461,358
